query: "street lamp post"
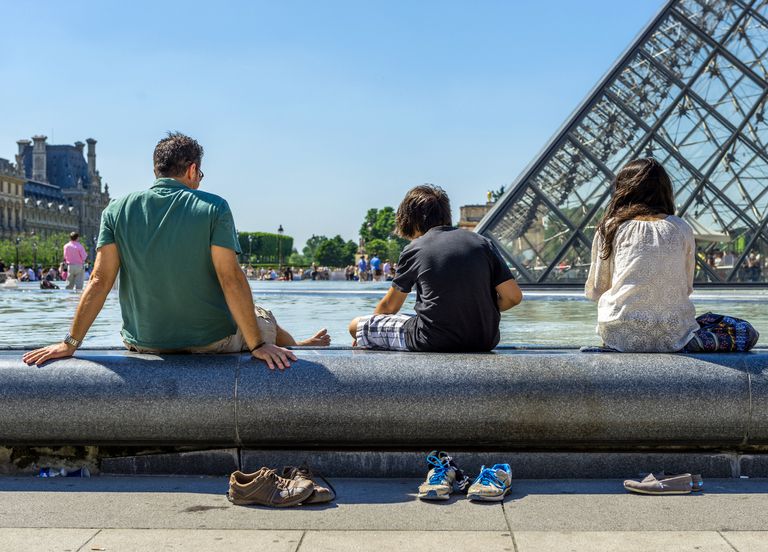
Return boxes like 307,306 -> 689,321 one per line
15,237 -> 20,274
32,241 -> 37,273
248,235 -> 253,264
277,225 -> 284,269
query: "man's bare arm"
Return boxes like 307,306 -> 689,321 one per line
22,243 -> 121,366
374,287 -> 408,315
210,245 -> 296,370
497,279 -> 523,311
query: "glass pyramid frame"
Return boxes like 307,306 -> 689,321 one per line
477,0 -> 768,285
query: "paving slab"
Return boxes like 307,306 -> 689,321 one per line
89,529 -> 303,552
0,528 -> 98,552
514,531 -> 733,551
718,531 -> 768,551
0,477 -> 507,531
503,479 -> 768,531
298,530 -> 514,552
0,476 -> 766,537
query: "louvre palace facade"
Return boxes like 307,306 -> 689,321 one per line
0,135 -> 110,243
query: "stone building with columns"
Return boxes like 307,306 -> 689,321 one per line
0,158 -> 25,240
0,135 -> 110,243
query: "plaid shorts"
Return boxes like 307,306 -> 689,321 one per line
355,314 -> 413,351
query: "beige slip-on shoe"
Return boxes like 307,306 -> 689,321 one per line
623,473 -> 693,495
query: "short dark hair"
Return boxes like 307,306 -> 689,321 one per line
395,184 -> 452,239
153,132 -> 204,177
69,232 -> 79,241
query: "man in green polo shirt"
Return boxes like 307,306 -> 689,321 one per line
23,132 -> 329,369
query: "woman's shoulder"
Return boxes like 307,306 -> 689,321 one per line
664,215 -> 694,235
614,214 -> 693,242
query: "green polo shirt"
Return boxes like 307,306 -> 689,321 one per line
97,178 -> 242,350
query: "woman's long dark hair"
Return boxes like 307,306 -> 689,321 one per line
596,158 -> 675,260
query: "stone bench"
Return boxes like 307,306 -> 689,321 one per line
1,347 -> 766,450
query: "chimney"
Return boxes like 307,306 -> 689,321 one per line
74,141 -> 85,153
17,139 -> 31,157
86,138 -> 97,176
32,135 -> 48,182
16,139 -> 31,178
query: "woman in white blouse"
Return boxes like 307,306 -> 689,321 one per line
585,158 -> 758,353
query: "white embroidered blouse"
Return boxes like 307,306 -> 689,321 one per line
585,215 -> 699,352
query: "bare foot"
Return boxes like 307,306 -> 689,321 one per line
297,328 -> 331,347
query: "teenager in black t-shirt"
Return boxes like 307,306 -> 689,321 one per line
348,185 -> 522,352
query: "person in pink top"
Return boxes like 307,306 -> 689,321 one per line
63,232 -> 88,290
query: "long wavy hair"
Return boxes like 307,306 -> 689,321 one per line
596,158 -> 675,260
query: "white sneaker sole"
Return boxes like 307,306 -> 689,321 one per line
418,489 -> 451,500
468,488 -> 509,502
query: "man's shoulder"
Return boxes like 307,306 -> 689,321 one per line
105,190 -> 147,210
186,188 -> 229,208
441,228 -> 491,249
109,187 -> 230,214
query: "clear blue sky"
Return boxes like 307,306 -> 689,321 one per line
0,0 -> 661,250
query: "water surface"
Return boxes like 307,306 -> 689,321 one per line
1,280 -> 765,348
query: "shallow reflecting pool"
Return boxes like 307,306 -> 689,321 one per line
1,280 -> 765,348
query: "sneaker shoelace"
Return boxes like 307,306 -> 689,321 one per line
262,468 -> 292,490
426,454 -> 453,485
476,467 -> 505,490
286,463 -> 337,498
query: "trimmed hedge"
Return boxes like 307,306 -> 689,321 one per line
238,232 -> 294,263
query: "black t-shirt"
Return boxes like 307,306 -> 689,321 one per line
392,226 -> 514,352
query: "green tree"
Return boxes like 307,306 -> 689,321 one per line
359,207 -> 398,242
359,206 -> 409,262
302,234 -> 326,262
366,238 -> 389,259
315,235 -> 356,267
287,250 -> 309,266
237,232 -> 294,263
386,239 -> 404,263
0,232 -> 81,268
344,239 -> 357,262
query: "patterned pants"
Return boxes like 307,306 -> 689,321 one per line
355,314 -> 412,351
682,312 -> 759,353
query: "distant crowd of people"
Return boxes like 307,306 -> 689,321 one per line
346,255 -> 396,282
1,233 -> 93,290
242,257 -> 402,282
700,248 -> 763,282
243,264 -> 334,281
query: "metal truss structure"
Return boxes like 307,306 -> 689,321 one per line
477,0 -> 768,285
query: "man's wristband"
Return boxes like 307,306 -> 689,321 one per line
249,341 -> 265,353
63,334 -> 82,349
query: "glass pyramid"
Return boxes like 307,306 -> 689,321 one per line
477,0 -> 768,285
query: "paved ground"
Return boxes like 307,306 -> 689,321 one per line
0,476 -> 766,551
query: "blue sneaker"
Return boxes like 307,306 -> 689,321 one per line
417,451 -> 471,500
467,464 -> 512,502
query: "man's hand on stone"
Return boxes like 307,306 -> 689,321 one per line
251,343 -> 297,370
22,342 -> 76,366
